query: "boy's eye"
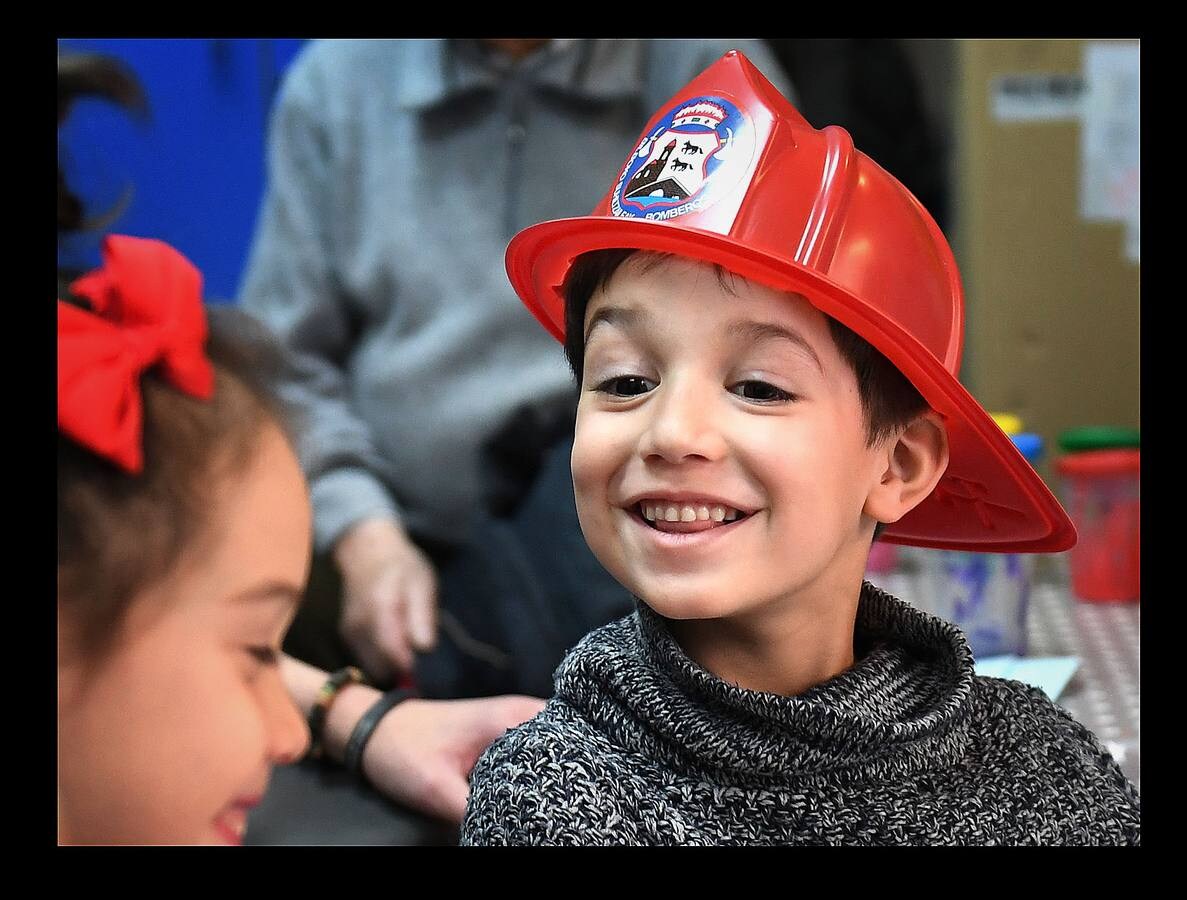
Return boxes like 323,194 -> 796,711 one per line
594,375 -> 657,398
730,380 -> 794,403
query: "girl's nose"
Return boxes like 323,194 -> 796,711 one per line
265,677 -> 311,765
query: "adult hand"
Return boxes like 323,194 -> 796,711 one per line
362,695 -> 547,824
333,517 -> 438,683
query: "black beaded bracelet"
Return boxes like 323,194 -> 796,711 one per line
343,687 -> 418,777
307,666 -> 367,760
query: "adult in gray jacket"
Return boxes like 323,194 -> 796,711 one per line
240,38 -> 794,688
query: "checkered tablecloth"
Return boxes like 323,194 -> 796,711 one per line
1027,583 -> 1140,792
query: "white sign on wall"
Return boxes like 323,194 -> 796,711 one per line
991,73 -> 1086,122
1080,42 -> 1140,263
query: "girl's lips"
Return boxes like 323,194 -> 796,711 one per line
212,796 -> 262,846
212,812 -> 246,846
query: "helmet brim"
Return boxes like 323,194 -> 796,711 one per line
508,215 -> 1077,553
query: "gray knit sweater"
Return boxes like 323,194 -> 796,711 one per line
461,584 -> 1140,846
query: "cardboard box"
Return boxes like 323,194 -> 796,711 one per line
953,39 -> 1139,485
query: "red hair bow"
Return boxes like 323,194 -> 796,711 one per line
57,235 -> 215,474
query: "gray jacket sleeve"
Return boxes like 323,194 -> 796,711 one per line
239,45 -> 401,553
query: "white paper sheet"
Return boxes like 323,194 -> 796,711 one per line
992,72 -> 1085,122
1079,41 -> 1140,263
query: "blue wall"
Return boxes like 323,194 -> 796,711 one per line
58,38 -> 307,301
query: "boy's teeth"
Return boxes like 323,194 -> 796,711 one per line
641,502 -> 744,524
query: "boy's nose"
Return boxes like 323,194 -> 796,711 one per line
639,378 -> 727,464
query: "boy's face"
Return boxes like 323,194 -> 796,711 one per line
572,253 -> 894,623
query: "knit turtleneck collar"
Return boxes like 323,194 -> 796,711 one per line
553,582 -> 978,786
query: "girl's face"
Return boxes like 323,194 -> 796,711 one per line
57,423 -> 312,845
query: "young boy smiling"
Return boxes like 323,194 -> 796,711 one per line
460,52 -> 1140,846
570,250 -> 942,700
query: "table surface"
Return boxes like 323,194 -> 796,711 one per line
248,577 -> 1140,844
1027,582 -> 1140,792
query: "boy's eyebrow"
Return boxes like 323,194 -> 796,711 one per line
584,305 -> 647,342
727,320 -> 824,375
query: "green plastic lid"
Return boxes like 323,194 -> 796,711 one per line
1058,426 -> 1140,452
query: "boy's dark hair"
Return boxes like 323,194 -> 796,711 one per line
57,305 -> 302,660
561,249 -> 929,541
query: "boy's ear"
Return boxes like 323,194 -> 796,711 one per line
864,411 -> 950,526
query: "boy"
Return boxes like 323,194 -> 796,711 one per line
460,51 -> 1139,846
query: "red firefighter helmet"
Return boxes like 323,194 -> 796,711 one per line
506,51 -> 1075,552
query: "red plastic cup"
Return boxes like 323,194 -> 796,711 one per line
1055,449 -> 1140,602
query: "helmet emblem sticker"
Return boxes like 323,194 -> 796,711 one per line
612,96 -> 753,221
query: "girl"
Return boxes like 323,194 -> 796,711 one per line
57,50 -> 541,842
57,233 -> 311,844
57,236 -> 541,843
